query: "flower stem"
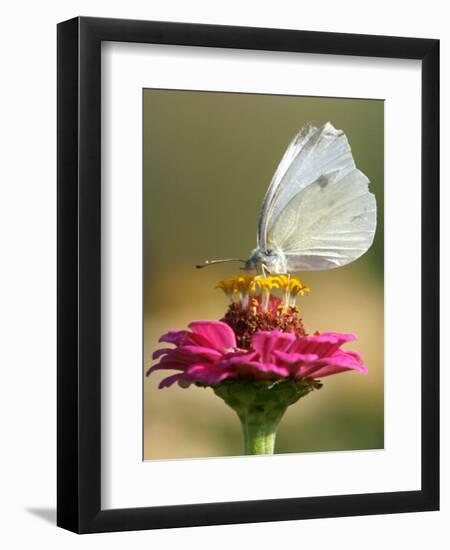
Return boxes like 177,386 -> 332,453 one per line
213,379 -> 315,456
239,413 -> 284,455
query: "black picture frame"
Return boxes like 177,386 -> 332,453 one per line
57,16 -> 439,533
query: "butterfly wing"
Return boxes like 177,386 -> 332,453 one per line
258,122 -> 356,249
259,123 -> 376,271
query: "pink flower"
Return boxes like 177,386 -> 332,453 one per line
147,320 -> 367,389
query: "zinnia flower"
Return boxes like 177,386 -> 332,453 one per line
146,275 -> 368,455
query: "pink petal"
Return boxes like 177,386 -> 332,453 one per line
293,364 -> 323,378
158,330 -> 189,346
185,364 -> 236,385
303,365 -> 357,378
146,360 -> 187,376
158,373 -> 184,388
158,329 -> 212,349
273,350 -> 319,365
289,332 -> 356,357
180,345 -> 223,360
217,355 -> 289,377
320,332 -> 356,343
321,349 -> 367,370
158,348 -> 203,365
223,350 -> 260,363
188,321 -> 236,352
297,349 -> 367,378
152,348 -> 173,360
344,349 -> 365,363
251,330 -> 296,363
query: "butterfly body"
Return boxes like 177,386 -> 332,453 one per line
244,246 -> 288,275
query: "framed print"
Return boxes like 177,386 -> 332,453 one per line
57,17 -> 439,533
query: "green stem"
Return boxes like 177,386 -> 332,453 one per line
239,414 -> 283,455
213,379 -> 316,456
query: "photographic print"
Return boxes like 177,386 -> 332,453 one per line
57,17 -> 439,531
143,90 -> 384,460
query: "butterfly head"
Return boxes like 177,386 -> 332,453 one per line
244,247 -> 288,275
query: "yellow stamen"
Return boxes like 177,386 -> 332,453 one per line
254,276 -> 281,292
283,277 -> 310,307
216,275 -> 310,309
216,279 -> 238,303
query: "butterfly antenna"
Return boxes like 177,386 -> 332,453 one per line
196,258 -> 245,269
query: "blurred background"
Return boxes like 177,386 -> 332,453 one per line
143,90 -> 384,460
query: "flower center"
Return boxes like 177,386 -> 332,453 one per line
222,298 -> 307,349
216,275 -> 309,349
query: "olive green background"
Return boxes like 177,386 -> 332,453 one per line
143,89 -> 384,460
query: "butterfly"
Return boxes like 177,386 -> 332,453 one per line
197,122 -> 377,275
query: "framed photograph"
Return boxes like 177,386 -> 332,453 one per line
57,16 -> 439,533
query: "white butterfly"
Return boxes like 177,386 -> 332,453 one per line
197,122 -> 377,275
